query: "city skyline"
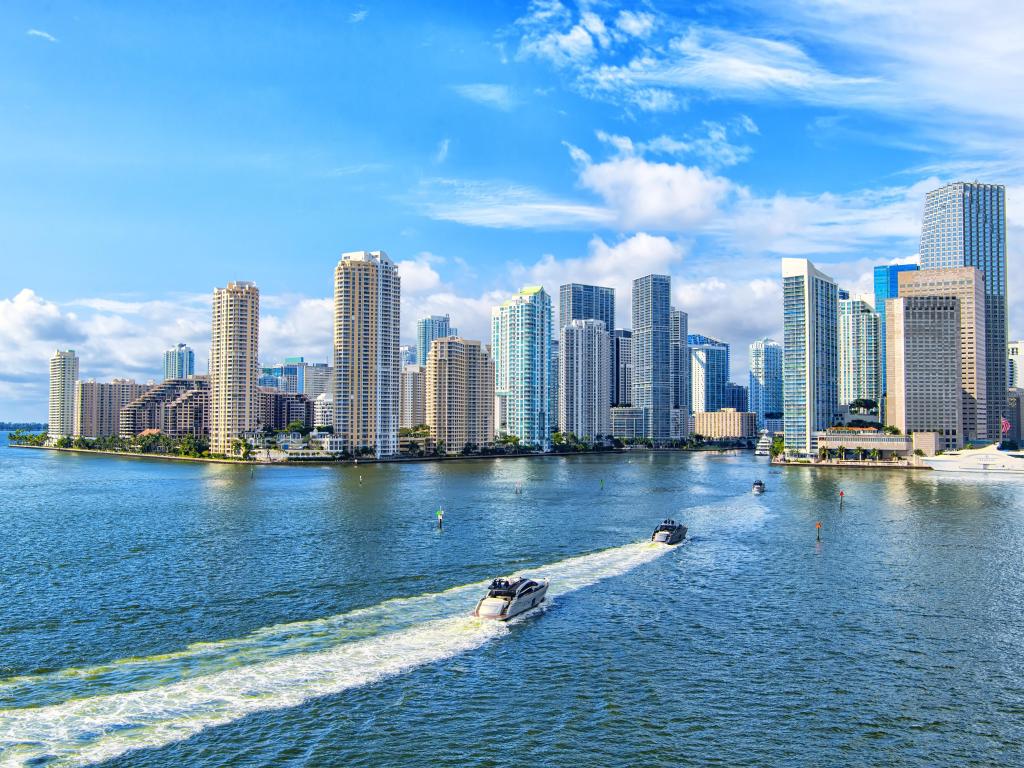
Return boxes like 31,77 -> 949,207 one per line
4,2 -> 1024,420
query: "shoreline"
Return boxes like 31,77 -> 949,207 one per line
772,458 -> 928,471
7,443 -> 749,467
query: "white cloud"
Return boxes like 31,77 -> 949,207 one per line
614,10 -> 655,40
349,9 -> 368,23
435,138 -> 450,164
452,83 -> 520,111
26,29 -> 57,43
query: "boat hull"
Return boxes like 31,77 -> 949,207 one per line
474,581 -> 549,621
922,444 -> 1024,473
652,527 -> 686,545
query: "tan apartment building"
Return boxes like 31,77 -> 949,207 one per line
898,267 -> 987,441
74,378 -> 150,438
886,296 -> 963,450
48,349 -> 79,439
399,365 -> 426,428
120,377 -> 209,438
425,337 -> 494,453
209,281 -> 260,455
333,251 -> 400,458
693,408 -> 758,440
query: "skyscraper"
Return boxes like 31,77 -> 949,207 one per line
558,283 -> 615,331
1009,341 -> 1024,388
873,264 -> 918,402
611,330 -> 632,407
491,286 -> 552,449
632,274 -> 671,441
689,334 -> 729,413
782,258 -> 838,456
898,267 -> 988,442
333,251 -> 401,458
163,343 -> 195,381
416,315 -> 456,367
549,339 -> 560,433
399,365 -> 426,429
723,383 -> 749,413
48,349 -> 78,439
209,281 -> 260,455
920,181 -> 1007,437
886,296 -> 963,450
559,319 -> 611,440
670,309 -> 690,418
425,337 -> 494,453
838,298 -> 882,407
302,363 -> 333,399
749,338 -> 782,428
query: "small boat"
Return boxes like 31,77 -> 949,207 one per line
473,576 -> 549,621
752,479 -> 765,494
651,519 -> 687,545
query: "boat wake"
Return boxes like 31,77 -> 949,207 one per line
0,541 -> 670,767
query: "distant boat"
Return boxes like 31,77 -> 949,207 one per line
754,432 -> 772,456
752,479 -> 765,494
651,519 -> 687,545
473,576 -> 548,621
923,443 -> 1024,474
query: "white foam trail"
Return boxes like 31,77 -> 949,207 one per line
0,541 -> 671,767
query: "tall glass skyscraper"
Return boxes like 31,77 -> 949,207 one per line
749,338 -> 782,428
782,258 -> 838,456
631,274 -> 671,441
611,330 -> 632,406
670,309 -> 690,418
163,343 -> 195,381
873,263 -> 918,401
838,299 -> 881,407
416,315 -> 456,367
558,283 -> 614,331
920,181 -> 1007,437
688,334 -> 729,413
491,286 -> 552,449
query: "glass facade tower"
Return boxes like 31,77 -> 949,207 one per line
631,274 -> 671,441
749,338 -> 782,428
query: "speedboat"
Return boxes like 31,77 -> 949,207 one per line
651,519 -> 687,545
752,479 -> 765,494
473,576 -> 549,621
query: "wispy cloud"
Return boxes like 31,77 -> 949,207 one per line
26,29 -> 58,43
322,162 -> 389,177
349,9 -> 368,23
451,83 -> 520,111
434,138 -> 450,164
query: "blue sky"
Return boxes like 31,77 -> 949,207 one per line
2,0 -> 1023,419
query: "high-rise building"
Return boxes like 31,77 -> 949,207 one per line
873,264 -> 918,402
689,335 -> 729,413
48,349 -> 79,439
400,345 -> 417,367
302,363 -> 333,399
120,376 -> 209,438
209,281 -> 260,454
261,357 -> 308,394
782,258 -> 838,456
416,315 -> 456,367
749,338 -> 783,428
886,296 -> 963,450
74,378 -> 150,438
838,298 -> 882,407
670,309 -> 690,415
694,408 -> 758,440
632,274 -> 671,441
558,283 -> 614,331
559,319 -> 611,440
257,389 -> 314,431
549,339 -> 560,433
1009,341 -> 1024,389
919,182 -> 1007,436
723,383 -> 749,413
425,337 -> 495,453
162,343 -> 195,381
898,267 -> 987,442
313,392 -> 334,430
399,365 -> 426,429
611,330 -> 632,407
491,286 -> 552,449
333,251 -> 401,458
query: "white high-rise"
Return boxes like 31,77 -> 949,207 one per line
48,349 -> 79,440
559,319 -> 611,440
209,281 -> 260,455
400,365 -> 426,429
838,298 -> 882,407
749,338 -> 782,428
163,343 -> 195,380
333,251 -> 400,458
491,286 -> 552,449
782,258 -> 838,456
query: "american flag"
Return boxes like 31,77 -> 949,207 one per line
1002,417 -> 1011,435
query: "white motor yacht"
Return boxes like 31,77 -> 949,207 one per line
922,443 -> 1024,473
473,576 -> 549,621
651,519 -> 687,545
